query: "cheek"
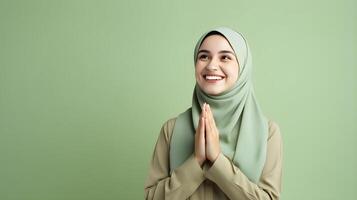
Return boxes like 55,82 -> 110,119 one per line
231,73 -> 239,83
195,64 -> 204,76
230,63 -> 239,80
225,68 -> 239,82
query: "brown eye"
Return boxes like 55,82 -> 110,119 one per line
221,55 -> 231,61
199,54 -> 209,60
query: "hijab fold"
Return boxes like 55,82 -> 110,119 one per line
169,27 -> 268,183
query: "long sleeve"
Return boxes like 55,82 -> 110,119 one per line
204,120 -> 283,200
144,118 -> 206,200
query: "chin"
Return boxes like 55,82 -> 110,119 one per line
197,82 -> 225,96
203,88 -> 224,96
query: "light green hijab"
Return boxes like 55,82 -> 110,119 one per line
169,27 -> 268,183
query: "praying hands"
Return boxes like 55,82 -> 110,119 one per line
195,102 -> 221,166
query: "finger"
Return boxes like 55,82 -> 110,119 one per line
198,113 -> 202,129
201,102 -> 208,121
202,104 -> 208,133
200,116 -> 205,138
208,104 -> 218,135
203,102 -> 207,119
199,105 -> 205,133
206,104 -> 213,132
207,104 -> 213,122
195,121 -> 199,141
200,103 -> 204,118
205,112 -> 212,134
199,107 -> 203,127
196,111 -> 203,137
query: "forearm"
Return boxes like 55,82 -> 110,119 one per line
204,153 -> 280,200
145,154 -> 205,200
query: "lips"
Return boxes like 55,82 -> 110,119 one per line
203,74 -> 225,81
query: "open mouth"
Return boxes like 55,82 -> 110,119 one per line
203,75 -> 225,82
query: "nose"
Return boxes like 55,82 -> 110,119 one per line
207,65 -> 218,71
206,58 -> 219,71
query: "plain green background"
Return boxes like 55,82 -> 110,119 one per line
1,0 -> 356,199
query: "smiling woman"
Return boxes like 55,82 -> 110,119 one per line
195,32 -> 239,96
144,27 -> 283,200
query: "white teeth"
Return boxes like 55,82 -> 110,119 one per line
205,75 -> 223,80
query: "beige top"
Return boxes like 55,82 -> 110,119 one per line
145,117 -> 283,200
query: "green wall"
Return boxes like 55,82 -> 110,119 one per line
1,0 -> 356,199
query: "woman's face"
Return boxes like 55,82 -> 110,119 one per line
195,34 -> 240,96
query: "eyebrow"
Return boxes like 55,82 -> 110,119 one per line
197,49 -> 235,55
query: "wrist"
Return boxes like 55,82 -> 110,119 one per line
195,156 -> 205,167
209,151 -> 220,163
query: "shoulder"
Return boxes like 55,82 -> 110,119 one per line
267,119 -> 283,153
267,119 -> 282,141
160,117 -> 178,143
